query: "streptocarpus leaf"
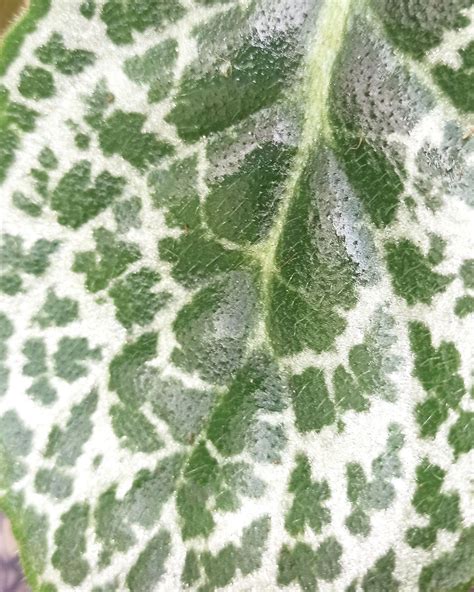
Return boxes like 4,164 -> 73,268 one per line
0,1 -> 473,591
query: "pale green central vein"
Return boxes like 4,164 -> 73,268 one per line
249,0 -> 356,288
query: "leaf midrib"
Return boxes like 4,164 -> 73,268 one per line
248,0 -> 357,308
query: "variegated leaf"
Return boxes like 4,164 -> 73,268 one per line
0,1 -> 473,591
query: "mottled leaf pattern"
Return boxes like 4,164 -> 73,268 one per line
0,0 -> 473,591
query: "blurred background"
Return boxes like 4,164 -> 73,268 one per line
0,515 -> 29,592
0,0 -> 25,32
1,4 -> 28,592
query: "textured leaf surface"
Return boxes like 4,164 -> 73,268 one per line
0,0 -> 473,591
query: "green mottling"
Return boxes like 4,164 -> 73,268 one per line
92,584 -> 117,592
385,239 -> 453,305
0,86 -> 38,183
0,234 -> 59,278
346,463 -> 369,534
51,160 -> 125,228
27,377 -> 57,405
34,467 -> 73,499
125,454 -> 183,528
109,332 -> 157,405
289,368 -> 336,433
409,321 -> 465,437
126,530 -> 171,592
83,79 -> 113,129
419,527 -> 474,592
278,537 -> 343,591
177,442 -> 218,539
0,273 -> 22,295
248,420 -> 287,463
460,258 -> 474,289
22,338 -> 47,376
214,479 -> 243,512
426,234 -> 447,266
74,132 -> 90,149
372,424 -> 405,483
109,267 -> 171,329
416,397 -> 448,439
216,461 -> 265,511
0,368 -> 9,397
333,365 -> 368,412
160,227 -> 246,288
448,411 -> 474,458
346,581 -> 358,592
0,411 -> 32,484
461,40 -> 474,68
99,110 -> 174,169
278,543 -> 318,591
200,545 -> 237,591
182,550 -> 200,586
34,289 -> 79,327
45,390 -> 98,466
167,32 -> 301,142
285,454 -> 331,536
314,537 -> 343,582
346,463 -> 367,504
101,0 -> 185,45
36,33 -> 95,75
0,313 -> 13,396
38,584 -> 57,592
336,310 -> 399,407
207,354 -> 286,456
346,424 -> 404,537
185,441 -> 219,488
346,507 -> 370,537
266,277 -> 336,356
406,460 -> 460,549
38,146 -> 58,169
268,153 -> 356,355
124,39 -> 178,103
18,66 -> 55,99
0,312 -> 15,341
371,0 -> 471,59
362,549 -> 399,592
350,344 -> 379,394
110,403 -> 163,453
73,227 -> 141,292
12,191 -> 42,217
113,196 -> 142,233
53,336 -> 101,382
52,503 -> 90,586
149,375 -> 216,444
1,1 -> 473,589
374,334 -> 398,404
182,516 -> 270,590
172,271 -> 258,384
237,516 -> 270,575
330,121 -> 402,229
80,0 -> 96,18
95,487 -> 136,567
433,40 -> 474,113
454,295 -> 474,318
30,167 -> 48,198
149,155 -> 200,229
205,143 -> 296,245
95,457 -> 181,564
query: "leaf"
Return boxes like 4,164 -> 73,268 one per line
0,1 -> 473,591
